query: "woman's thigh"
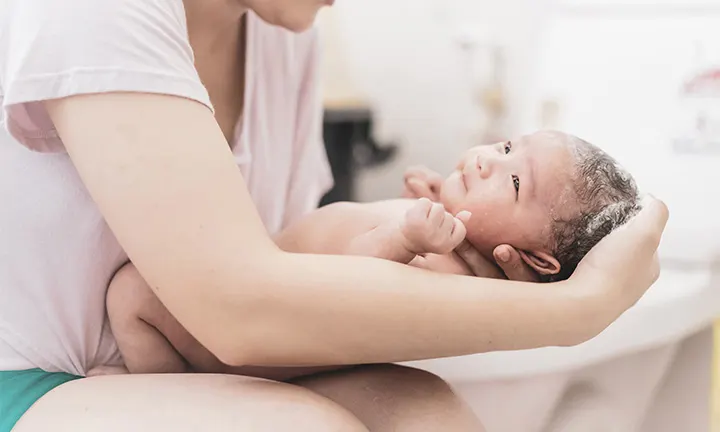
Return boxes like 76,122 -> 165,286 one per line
294,364 -> 484,432
13,373 -> 368,432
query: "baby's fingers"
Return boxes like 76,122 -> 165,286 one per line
429,202 -> 446,227
404,178 -> 434,200
449,213 -> 468,249
406,198 -> 433,225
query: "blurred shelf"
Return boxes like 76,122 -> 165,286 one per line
321,101 -> 398,205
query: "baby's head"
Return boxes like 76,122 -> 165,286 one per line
441,130 -> 640,282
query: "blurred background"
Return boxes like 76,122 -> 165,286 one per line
316,0 -> 720,431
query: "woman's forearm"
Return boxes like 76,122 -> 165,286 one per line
211,250 -> 598,367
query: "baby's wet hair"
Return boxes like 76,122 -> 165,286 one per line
544,135 -> 641,282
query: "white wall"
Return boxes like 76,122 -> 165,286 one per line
320,0 -> 556,201
321,0 -> 720,263
530,8 -> 720,264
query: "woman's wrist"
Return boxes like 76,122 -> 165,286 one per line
555,274 -> 622,346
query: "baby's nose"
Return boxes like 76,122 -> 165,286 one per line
475,154 -> 498,179
461,154 -> 486,179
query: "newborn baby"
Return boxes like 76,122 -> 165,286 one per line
99,130 -> 640,376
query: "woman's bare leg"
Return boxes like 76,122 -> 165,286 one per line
294,364 -> 485,432
13,374 -> 368,432
107,264 -> 484,431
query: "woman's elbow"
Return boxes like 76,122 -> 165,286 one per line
203,313 -> 284,368
206,336 -> 258,368
184,266 -> 290,367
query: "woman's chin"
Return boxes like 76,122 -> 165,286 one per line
265,5 -> 324,33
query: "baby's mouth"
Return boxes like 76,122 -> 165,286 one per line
461,156 -> 479,191
461,170 -> 469,191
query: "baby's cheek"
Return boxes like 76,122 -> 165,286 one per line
464,221 -> 498,247
467,215 -> 521,250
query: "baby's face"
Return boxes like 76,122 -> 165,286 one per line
441,131 -> 577,257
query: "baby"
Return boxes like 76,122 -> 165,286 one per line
99,130 -> 640,376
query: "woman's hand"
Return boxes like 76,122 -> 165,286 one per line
571,197 -> 668,319
454,241 -> 539,281
402,165 -> 444,202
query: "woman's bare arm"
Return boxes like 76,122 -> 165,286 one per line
47,92 -> 667,367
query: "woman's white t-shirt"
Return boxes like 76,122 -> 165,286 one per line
0,0 -> 332,375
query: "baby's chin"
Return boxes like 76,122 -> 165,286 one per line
440,176 -> 464,213
439,195 -> 461,217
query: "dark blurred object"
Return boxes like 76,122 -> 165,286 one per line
320,107 -> 398,206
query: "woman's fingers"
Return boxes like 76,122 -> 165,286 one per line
617,196 -> 669,255
634,196 -> 670,248
629,198 -> 668,285
454,240 -> 486,276
493,245 -> 539,282
571,196 -> 669,320
650,252 -> 660,284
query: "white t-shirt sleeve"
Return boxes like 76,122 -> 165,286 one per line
0,0 -> 211,152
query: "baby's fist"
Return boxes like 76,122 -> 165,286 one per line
401,198 -> 468,255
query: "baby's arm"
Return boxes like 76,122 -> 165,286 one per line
345,221 -> 418,264
342,201 -> 501,278
353,198 -> 468,265
276,198 -> 467,266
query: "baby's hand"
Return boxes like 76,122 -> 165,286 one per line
402,166 -> 444,201
401,198 -> 469,255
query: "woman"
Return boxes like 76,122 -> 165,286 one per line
0,0 -> 667,430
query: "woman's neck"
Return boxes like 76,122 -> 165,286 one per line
184,0 -> 247,52
183,0 -> 248,145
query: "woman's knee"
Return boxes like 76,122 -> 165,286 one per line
365,365 -> 482,428
346,364 -> 461,399
296,364 -> 483,431
299,363 -> 464,403
377,365 -> 470,409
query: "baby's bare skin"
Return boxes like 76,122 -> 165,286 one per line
275,198 -> 504,278
100,198 -> 504,378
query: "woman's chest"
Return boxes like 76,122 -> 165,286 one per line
193,14 -> 320,234
212,71 -> 301,233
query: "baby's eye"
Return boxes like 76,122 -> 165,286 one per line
504,141 -> 512,154
512,175 -> 520,193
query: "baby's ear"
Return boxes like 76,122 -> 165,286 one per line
518,250 -> 561,276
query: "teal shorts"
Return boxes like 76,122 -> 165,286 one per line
0,369 -> 80,431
